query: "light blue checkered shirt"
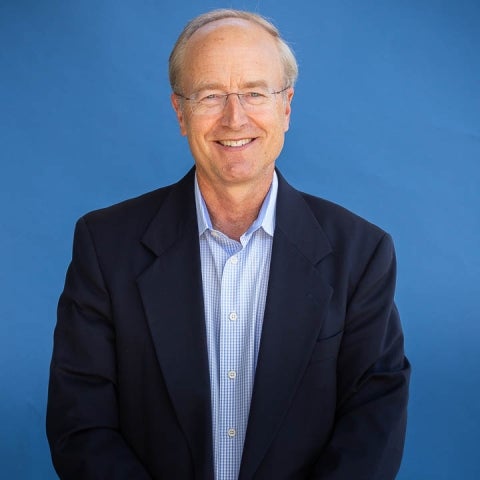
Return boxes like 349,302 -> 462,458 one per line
194,173 -> 277,480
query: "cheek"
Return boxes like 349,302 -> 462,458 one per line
185,122 -> 214,156
186,117 -> 213,139
268,107 -> 290,133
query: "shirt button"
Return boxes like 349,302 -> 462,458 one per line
229,312 -> 237,321
230,255 -> 238,264
227,428 -> 236,438
228,370 -> 237,380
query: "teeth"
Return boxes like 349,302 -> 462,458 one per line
219,138 -> 252,147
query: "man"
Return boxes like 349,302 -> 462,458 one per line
47,9 -> 410,480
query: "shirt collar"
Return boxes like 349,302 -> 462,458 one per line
194,171 -> 278,238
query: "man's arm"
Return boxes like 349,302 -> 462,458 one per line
46,217 -> 152,479
310,233 -> 410,480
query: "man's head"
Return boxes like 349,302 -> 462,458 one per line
170,10 -> 298,189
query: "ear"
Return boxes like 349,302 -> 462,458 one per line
283,87 -> 294,132
171,93 -> 187,136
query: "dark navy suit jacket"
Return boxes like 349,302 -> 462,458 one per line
47,168 -> 410,479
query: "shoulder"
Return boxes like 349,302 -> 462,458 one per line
300,191 -> 386,240
276,170 -> 388,249
298,190 -> 394,267
67,174 -> 194,277
79,184 -> 174,240
275,171 -> 395,282
77,168 -> 196,240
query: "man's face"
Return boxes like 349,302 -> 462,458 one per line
171,19 -> 294,189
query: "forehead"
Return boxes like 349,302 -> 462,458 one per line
181,19 -> 284,90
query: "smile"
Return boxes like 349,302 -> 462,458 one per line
217,138 -> 254,147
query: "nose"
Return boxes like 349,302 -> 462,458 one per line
221,93 -> 249,129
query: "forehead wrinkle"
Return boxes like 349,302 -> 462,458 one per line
187,56 -> 281,93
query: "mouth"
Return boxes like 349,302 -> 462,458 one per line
217,138 -> 255,148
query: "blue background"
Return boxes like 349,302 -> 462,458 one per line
1,0 -> 479,478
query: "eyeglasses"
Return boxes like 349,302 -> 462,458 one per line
174,86 -> 290,115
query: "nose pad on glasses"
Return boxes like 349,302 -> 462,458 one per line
223,93 -> 245,108
221,94 -> 249,125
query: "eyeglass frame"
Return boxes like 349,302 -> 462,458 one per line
173,86 -> 291,114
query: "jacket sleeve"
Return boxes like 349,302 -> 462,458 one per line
46,217 -> 152,479
310,233 -> 411,480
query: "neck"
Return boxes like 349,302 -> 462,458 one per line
197,172 -> 274,241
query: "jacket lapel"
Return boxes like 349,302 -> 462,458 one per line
136,170 -> 214,480
239,173 -> 333,479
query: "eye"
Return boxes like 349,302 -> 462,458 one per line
243,91 -> 268,105
248,91 -> 267,98
199,93 -> 222,103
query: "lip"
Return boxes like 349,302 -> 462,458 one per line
215,138 -> 257,149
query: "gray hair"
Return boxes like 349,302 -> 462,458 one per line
168,9 -> 298,93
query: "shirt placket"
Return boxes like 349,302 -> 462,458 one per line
218,242 -> 244,480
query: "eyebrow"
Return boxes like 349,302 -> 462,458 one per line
190,80 -> 271,92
